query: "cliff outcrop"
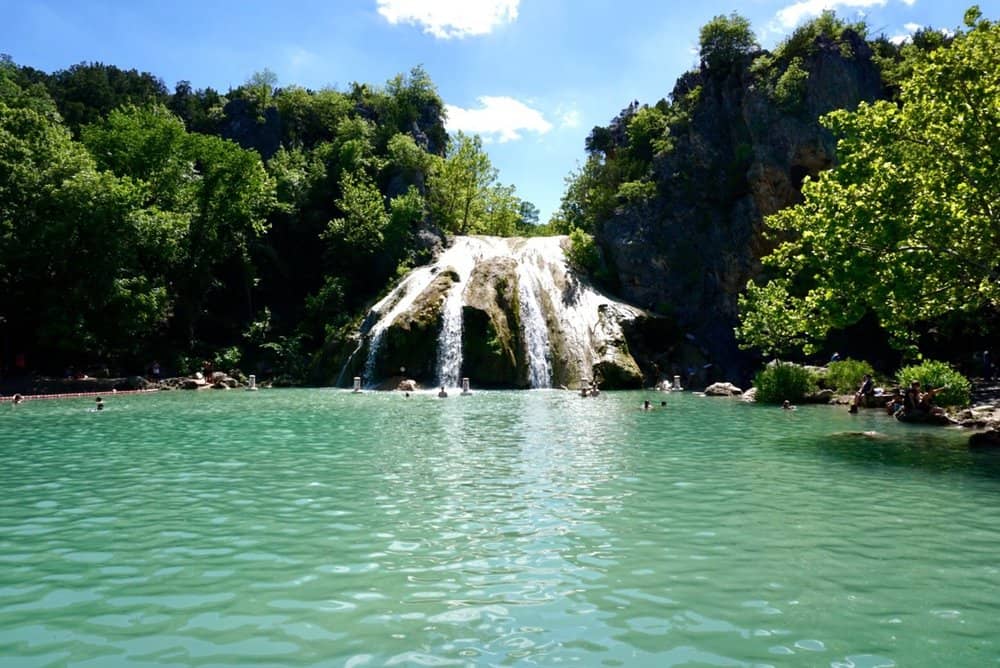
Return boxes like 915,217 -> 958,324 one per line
596,30 -> 885,384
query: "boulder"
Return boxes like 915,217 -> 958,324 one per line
590,304 -> 644,389
741,387 -> 758,402
705,382 -> 743,396
969,430 -> 1000,449
397,379 -> 417,392
181,377 -> 207,390
804,388 -> 834,404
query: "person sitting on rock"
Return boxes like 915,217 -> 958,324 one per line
918,385 -> 947,416
849,374 -> 874,413
885,388 -> 904,416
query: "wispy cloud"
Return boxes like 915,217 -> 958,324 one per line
375,0 -> 519,39
554,105 -> 581,130
901,0 -> 916,5
889,21 -> 951,45
774,0 -> 888,30
445,96 -> 552,142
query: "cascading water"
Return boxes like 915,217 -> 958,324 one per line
516,247 -> 554,388
360,267 -> 440,387
435,246 -> 479,388
354,235 -> 645,389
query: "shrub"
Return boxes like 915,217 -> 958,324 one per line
754,360 -> 817,404
566,228 -> 601,275
213,346 -> 242,371
825,358 -> 875,394
896,360 -> 971,408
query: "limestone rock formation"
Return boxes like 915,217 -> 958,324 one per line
346,236 -> 656,389
596,30 -> 886,384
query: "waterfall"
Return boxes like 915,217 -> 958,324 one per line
435,242 -> 481,388
360,266 -> 440,388
516,247 -> 553,388
354,235 -> 645,389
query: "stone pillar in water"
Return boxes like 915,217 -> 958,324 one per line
353,376 -> 362,393
461,377 -> 472,395
248,374 -> 256,390
673,375 -> 681,390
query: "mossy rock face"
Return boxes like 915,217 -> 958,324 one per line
461,258 -> 527,387
592,304 -> 644,389
376,270 -> 457,383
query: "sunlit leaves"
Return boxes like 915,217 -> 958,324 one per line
738,13 -> 1000,355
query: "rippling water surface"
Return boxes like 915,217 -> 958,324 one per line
2,389 -> 999,666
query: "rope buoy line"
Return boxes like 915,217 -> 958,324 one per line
0,388 -> 160,402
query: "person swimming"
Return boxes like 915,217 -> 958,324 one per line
437,387 -> 448,398
95,397 -> 104,411
642,400 -> 653,411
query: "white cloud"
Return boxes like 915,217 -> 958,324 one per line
376,0 -> 519,39
774,0 -> 887,30
901,0 -> 917,5
890,21 -> 948,44
559,109 -> 582,128
445,96 -> 553,142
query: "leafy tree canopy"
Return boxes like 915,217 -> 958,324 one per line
699,12 -> 759,72
736,9 -> 1000,356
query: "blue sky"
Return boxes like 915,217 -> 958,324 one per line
2,0 -> 995,224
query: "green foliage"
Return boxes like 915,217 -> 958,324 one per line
625,106 -> 671,162
773,11 -> 866,62
896,359 -> 971,407
43,61 -> 169,133
699,13 -> 759,72
616,179 -> 657,203
0,53 -> 467,376
773,57 -> 809,111
738,14 -> 1000,356
753,361 -> 818,404
565,228 -> 601,275
426,131 -> 525,236
213,346 -> 242,371
825,359 -> 875,393
325,170 -> 390,255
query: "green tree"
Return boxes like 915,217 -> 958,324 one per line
699,13 -> 759,72
0,99 -> 163,363
428,132 -> 496,234
325,170 -> 390,257
737,10 -> 1000,356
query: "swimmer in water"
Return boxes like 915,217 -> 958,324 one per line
438,387 -> 448,398
95,396 -> 104,411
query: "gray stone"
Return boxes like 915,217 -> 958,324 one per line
705,382 -> 743,396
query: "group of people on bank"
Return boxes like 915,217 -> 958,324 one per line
850,373 -> 945,420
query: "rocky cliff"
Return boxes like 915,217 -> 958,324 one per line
596,30 -> 885,384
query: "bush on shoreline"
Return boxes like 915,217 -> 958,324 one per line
897,360 -> 971,408
754,361 -> 817,404
825,359 -> 875,394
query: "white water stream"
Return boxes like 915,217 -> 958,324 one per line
358,235 -> 643,389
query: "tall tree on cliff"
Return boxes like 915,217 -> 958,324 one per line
737,7 -> 999,356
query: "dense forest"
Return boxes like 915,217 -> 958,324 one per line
0,59 -> 540,382
1,5 -> 996,386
